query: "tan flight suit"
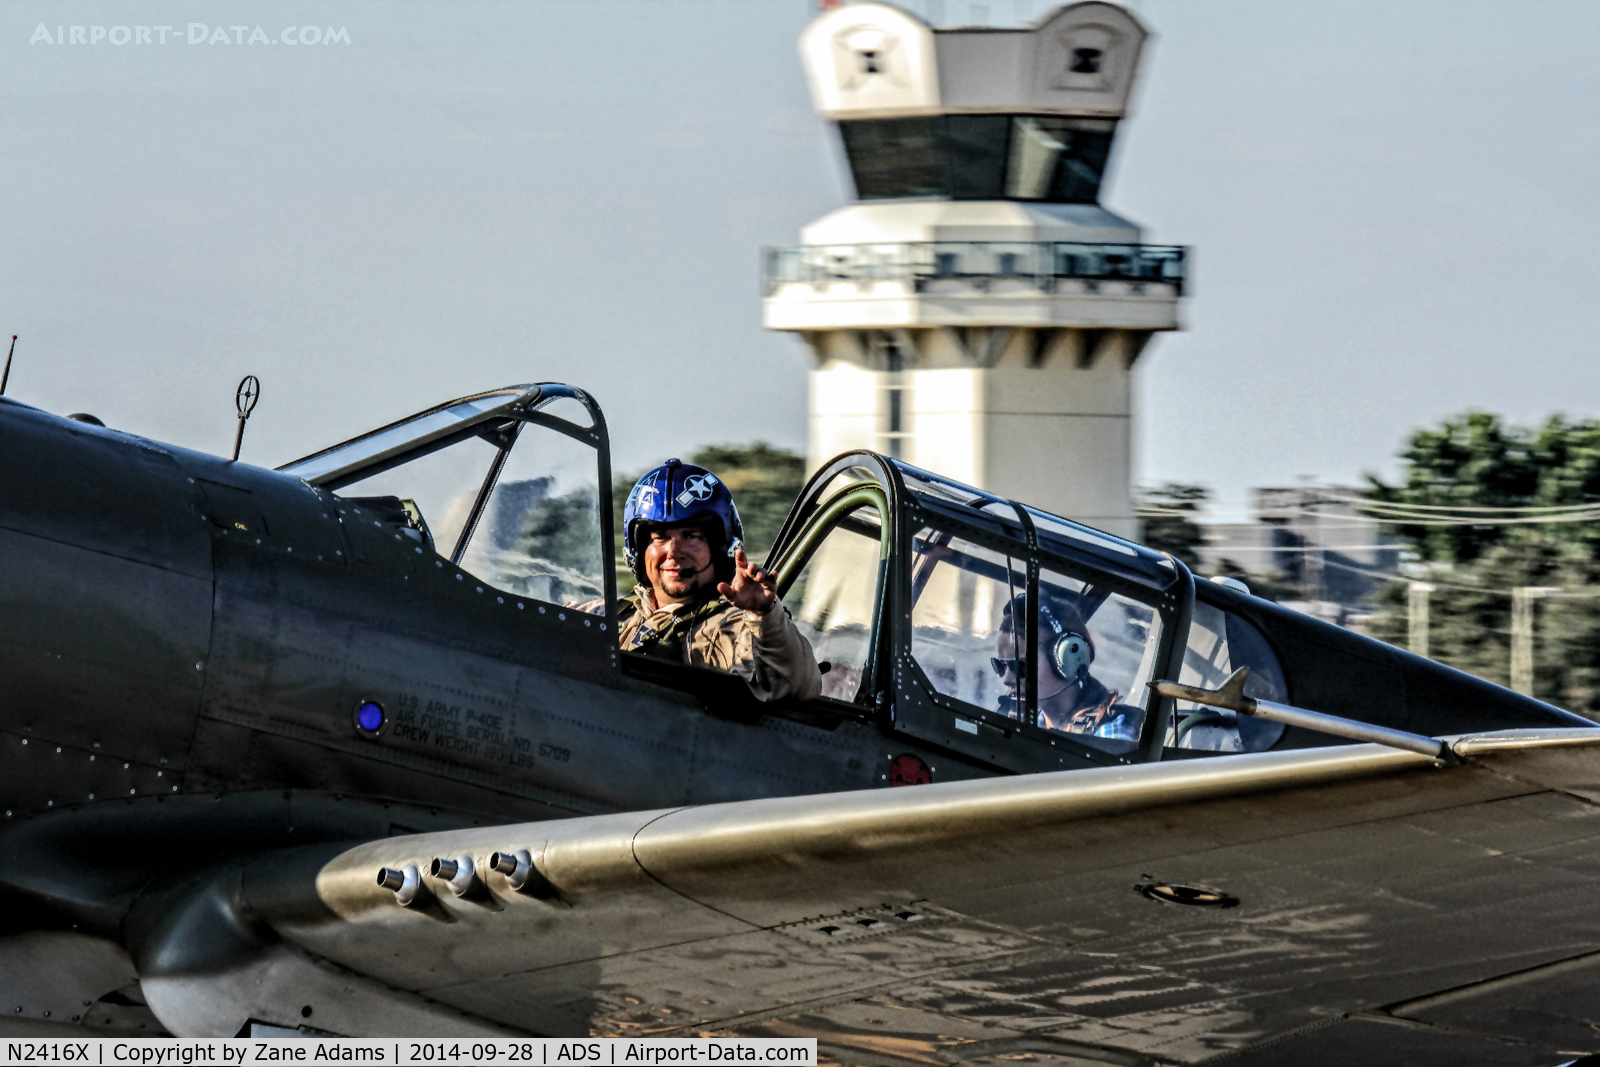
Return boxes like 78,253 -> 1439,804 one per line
617,586 -> 823,703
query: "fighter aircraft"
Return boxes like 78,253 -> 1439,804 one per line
4,382 -> 1600,1066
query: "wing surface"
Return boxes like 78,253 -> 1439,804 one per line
156,731 -> 1600,1064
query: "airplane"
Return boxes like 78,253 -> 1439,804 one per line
4,381 -> 1600,1066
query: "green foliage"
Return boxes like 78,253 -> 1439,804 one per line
1365,412 -> 1600,564
609,468 -> 641,596
516,479 -> 601,580
1135,483 -> 1208,569
1365,538 -> 1600,715
689,443 -> 807,562
1363,411 -> 1600,718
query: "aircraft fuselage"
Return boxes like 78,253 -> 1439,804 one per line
0,398 -> 993,932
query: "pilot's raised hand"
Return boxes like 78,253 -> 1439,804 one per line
718,545 -> 777,614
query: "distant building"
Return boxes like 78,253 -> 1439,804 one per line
764,2 -> 1186,539
1197,486 -> 1400,626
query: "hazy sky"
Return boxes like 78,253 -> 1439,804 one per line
4,0 -> 1597,521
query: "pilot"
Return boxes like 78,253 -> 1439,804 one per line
993,594 -> 1134,739
613,459 -> 822,703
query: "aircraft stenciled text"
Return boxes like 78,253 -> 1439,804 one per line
388,695 -> 545,768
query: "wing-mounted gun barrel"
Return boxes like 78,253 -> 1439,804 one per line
488,849 -> 533,890
488,848 -> 560,898
376,864 -> 421,906
1152,668 -> 1457,763
430,854 -> 477,897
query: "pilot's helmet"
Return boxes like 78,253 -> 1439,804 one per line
623,459 -> 745,585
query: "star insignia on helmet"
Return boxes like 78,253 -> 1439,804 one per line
676,473 -> 718,508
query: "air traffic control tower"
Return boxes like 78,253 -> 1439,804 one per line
763,2 -> 1185,538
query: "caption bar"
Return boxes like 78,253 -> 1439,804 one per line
0,1041 -> 816,1067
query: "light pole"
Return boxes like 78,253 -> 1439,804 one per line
1408,582 -> 1434,658
1510,586 -> 1561,695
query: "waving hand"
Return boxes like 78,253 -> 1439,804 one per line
718,546 -> 777,614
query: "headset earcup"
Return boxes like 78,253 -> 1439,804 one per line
1050,632 -> 1094,681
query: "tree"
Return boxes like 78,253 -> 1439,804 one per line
1363,412 -> 1600,718
1365,412 -> 1600,564
689,443 -> 807,562
1364,538 -> 1579,690
1136,483 -> 1207,569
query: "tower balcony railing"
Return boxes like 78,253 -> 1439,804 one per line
763,242 -> 1187,297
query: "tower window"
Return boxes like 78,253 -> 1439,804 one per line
859,50 -> 880,74
838,115 -> 1117,203
1070,47 -> 1103,74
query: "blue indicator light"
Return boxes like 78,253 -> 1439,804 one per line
357,701 -> 385,733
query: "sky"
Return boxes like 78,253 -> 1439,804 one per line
3,0 -> 1598,523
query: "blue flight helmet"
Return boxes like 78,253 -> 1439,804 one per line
623,459 -> 744,586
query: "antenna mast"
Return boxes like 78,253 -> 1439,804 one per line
0,336 -> 16,396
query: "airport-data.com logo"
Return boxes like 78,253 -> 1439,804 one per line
29,23 -> 350,47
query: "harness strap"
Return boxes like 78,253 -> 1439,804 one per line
621,593 -> 728,662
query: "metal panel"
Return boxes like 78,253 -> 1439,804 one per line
235,740 -> 1600,1054
0,932 -> 138,1025
0,526 -> 210,767
0,401 -> 211,579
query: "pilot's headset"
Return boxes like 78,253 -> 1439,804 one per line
1039,600 -> 1095,684
998,593 -> 1095,683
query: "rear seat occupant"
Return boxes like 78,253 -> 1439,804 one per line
608,460 -> 822,703
994,594 -> 1135,739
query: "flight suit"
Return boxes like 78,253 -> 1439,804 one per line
1038,675 -> 1131,738
617,587 -> 823,703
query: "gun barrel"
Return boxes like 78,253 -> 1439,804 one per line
1151,679 -> 1452,761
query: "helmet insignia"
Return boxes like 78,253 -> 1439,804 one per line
676,472 -> 719,508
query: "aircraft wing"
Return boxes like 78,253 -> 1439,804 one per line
143,731 -> 1600,1064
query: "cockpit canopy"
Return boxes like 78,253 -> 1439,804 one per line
277,386 -> 1295,770
765,452 -> 1206,767
276,382 -> 1580,775
280,384 -> 615,612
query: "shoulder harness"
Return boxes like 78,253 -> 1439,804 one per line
618,592 -> 729,664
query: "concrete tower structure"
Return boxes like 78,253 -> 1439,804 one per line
763,2 -> 1185,538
